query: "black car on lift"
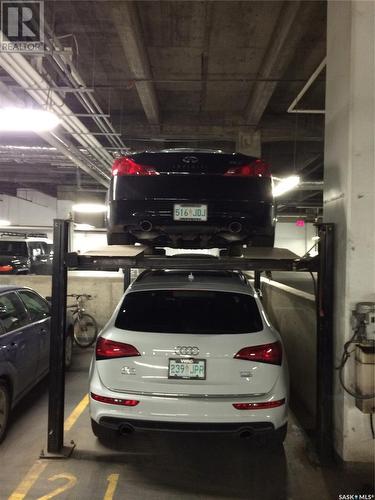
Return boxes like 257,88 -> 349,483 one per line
0,233 -> 53,275
107,149 -> 275,249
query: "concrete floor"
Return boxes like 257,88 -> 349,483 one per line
0,349 -> 373,500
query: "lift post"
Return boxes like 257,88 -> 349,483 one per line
316,223 -> 334,463
47,219 -> 334,464
46,219 -> 69,455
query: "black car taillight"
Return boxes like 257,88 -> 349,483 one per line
224,159 -> 271,177
112,157 -> 159,176
234,341 -> 282,365
96,337 -> 141,360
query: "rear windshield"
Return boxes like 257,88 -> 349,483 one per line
0,241 -> 27,256
115,290 -> 263,334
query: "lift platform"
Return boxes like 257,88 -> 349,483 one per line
47,219 -> 334,465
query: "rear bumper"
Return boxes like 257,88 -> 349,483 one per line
96,416 -> 277,435
107,199 -> 275,246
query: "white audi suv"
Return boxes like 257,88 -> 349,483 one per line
89,269 -> 289,443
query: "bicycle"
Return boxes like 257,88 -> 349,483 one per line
67,294 -> 98,347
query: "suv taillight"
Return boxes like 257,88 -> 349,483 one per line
112,157 -> 159,176
96,337 -> 141,360
234,341 -> 282,365
225,159 -> 271,177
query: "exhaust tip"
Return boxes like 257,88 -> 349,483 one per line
118,424 -> 134,436
139,220 -> 153,232
228,221 -> 242,234
239,428 -> 254,439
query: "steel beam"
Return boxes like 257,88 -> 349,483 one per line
112,1 -> 160,126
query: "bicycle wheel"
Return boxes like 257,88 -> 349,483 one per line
73,314 -> 98,347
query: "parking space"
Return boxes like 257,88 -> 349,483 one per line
0,348 -> 371,500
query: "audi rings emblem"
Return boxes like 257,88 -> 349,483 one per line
175,346 -> 199,356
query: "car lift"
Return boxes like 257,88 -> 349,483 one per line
46,219 -> 334,464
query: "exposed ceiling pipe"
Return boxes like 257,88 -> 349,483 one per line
43,25 -> 126,151
295,181 -> 324,191
0,32 -> 112,174
0,81 -> 109,187
288,58 -> 326,114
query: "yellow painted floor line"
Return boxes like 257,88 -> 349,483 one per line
64,393 -> 89,432
8,461 -> 48,500
104,474 -> 120,500
8,393 -> 89,500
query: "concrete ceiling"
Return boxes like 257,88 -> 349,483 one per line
0,0 -> 326,216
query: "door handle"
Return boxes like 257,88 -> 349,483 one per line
40,328 -> 48,334
7,342 -> 18,351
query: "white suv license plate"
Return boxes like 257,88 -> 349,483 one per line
173,204 -> 207,221
168,358 -> 206,380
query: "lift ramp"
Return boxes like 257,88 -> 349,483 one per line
67,245 -> 310,272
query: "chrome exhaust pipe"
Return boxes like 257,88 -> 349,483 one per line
118,423 -> 134,435
228,221 -> 242,234
139,220 -> 153,232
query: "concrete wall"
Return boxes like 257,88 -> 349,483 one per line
0,274 -> 124,328
275,222 -> 317,257
324,0 -> 375,462
0,191 -> 72,230
261,278 -> 317,423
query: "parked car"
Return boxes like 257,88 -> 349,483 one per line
0,285 -> 73,443
89,269 -> 288,443
0,232 -> 53,275
107,149 -> 275,249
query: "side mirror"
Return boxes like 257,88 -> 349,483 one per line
0,305 -> 8,318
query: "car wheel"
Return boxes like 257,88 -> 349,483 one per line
227,244 -> 244,257
0,381 -> 10,444
255,423 -> 288,448
248,234 -> 275,248
91,419 -> 115,442
107,232 -> 134,246
65,333 -> 73,370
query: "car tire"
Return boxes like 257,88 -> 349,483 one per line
91,419 -> 115,442
0,381 -> 10,444
107,232 -> 134,246
65,333 -> 73,370
248,233 -> 275,248
227,244 -> 244,257
255,423 -> 288,448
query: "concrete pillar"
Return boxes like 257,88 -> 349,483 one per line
236,128 -> 261,157
324,0 -> 375,462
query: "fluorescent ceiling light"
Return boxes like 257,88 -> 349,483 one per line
72,203 -> 107,213
0,108 -> 60,132
74,223 -> 95,230
0,220 -> 11,226
273,175 -> 300,197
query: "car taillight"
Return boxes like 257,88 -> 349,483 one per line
96,337 -> 141,360
234,341 -> 282,365
233,399 -> 285,410
224,159 -> 271,177
0,265 -> 13,272
91,392 -> 139,406
112,157 -> 159,176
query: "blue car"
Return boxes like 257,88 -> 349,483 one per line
0,285 -> 73,443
